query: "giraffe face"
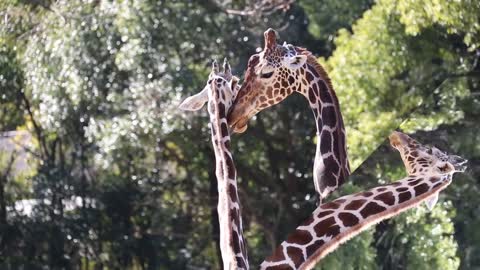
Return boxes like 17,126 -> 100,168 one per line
228,28 -> 307,133
389,131 -> 467,175
179,59 -> 239,113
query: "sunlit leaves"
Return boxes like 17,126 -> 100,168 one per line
325,0 -> 475,169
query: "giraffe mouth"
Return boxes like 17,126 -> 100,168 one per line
231,118 -> 248,133
449,155 -> 468,172
227,105 -> 249,134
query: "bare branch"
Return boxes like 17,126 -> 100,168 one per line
220,0 -> 295,17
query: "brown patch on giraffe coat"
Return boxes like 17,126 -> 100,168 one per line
231,208 -> 239,228
301,214 -> 315,227
306,239 -> 325,257
308,89 -> 316,104
237,256 -> 248,269
408,179 -> 422,186
391,181 -> 403,187
267,87 -> 273,98
398,191 -> 411,203
318,81 -> 333,104
264,263 -> 293,270
265,246 -> 287,265
323,156 -> 339,176
225,155 -> 236,179
220,122 -> 229,138
317,210 -> 334,219
344,199 -> 367,210
430,176 -> 441,183
339,212 -> 359,227
287,230 -> 313,245
396,187 -> 409,192
332,130 -> 341,158
321,106 -> 337,127
232,230 -> 241,253
377,187 -> 387,192
308,64 -> 320,77
305,71 -> 314,83
217,103 -> 226,118
313,216 -> 341,238
288,76 -> 295,85
374,191 -> 395,206
414,183 -> 429,195
311,83 -> 319,96
432,182 -> 443,189
224,138 -> 231,149
321,201 -> 342,210
228,184 -> 238,203
286,246 -> 304,268
281,79 -> 289,88
360,202 -> 386,218
320,131 -> 332,153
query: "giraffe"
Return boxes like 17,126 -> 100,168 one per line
227,28 -> 349,203
179,59 -> 249,269
259,131 -> 467,270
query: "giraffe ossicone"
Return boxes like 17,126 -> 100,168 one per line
227,28 -> 350,203
260,131 -> 466,270
180,59 -> 249,269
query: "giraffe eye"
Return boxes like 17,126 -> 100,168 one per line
260,71 -> 274,79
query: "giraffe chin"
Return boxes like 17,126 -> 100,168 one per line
233,123 -> 248,133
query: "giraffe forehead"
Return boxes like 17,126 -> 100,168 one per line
263,46 -> 288,64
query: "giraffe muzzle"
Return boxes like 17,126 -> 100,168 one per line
449,155 -> 468,172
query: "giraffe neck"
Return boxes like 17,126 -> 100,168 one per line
298,59 -> 350,202
209,83 -> 249,269
260,173 -> 452,270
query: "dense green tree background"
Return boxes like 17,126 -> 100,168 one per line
0,0 -> 479,269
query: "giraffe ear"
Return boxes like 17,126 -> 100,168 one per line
282,54 -> 307,69
389,132 -> 403,149
179,88 -> 208,111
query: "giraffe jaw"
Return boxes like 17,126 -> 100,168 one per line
227,105 -> 250,133
231,118 -> 248,133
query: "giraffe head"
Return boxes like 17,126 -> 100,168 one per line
228,28 -> 310,133
179,59 -> 240,114
389,131 -> 467,176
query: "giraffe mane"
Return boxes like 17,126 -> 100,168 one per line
300,49 -> 335,94
301,48 -> 350,183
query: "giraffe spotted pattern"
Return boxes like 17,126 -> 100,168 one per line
209,73 -> 249,270
260,131 -> 466,270
180,60 -> 249,269
228,29 -> 349,203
